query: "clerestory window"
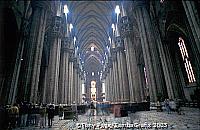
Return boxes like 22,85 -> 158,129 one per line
178,37 -> 196,83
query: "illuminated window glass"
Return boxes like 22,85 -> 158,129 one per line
64,5 -> 69,14
178,37 -> 196,83
92,72 -> 95,76
91,46 -> 94,51
144,67 -> 148,85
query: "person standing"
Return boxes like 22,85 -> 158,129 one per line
39,104 -> 46,128
9,103 -> 19,129
164,99 -> 171,114
47,105 -> 54,127
20,102 -> 28,127
58,105 -> 64,120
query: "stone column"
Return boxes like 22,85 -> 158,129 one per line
115,46 -> 123,102
68,50 -> 74,105
120,9 -> 139,103
164,43 -> 179,98
8,12 -> 29,104
137,63 -> 146,101
42,66 -> 48,104
110,52 -> 118,102
80,74 -> 84,103
182,0 -> 200,53
105,70 -> 110,101
149,6 -> 182,100
133,0 -> 165,101
72,58 -> 77,104
108,66 -> 113,102
46,15 -> 62,104
121,19 -> 135,102
77,71 -> 81,104
58,37 -> 70,104
76,69 -> 79,104
74,64 -> 79,104
22,1 -> 50,104
182,0 -> 200,87
107,70 -> 111,102
115,36 -> 130,102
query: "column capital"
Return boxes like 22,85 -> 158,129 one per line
50,16 -> 62,38
111,48 -> 117,61
105,67 -> 110,73
61,37 -> 70,52
120,16 -> 133,38
73,64 -> 79,69
69,55 -> 74,62
102,71 -> 107,76
114,36 -> 125,52
68,48 -> 74,55
108,59 -> 113,68
72,57 -> 78,64
115,36 -> 124,48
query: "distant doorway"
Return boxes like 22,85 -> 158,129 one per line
91,81 -> 96,101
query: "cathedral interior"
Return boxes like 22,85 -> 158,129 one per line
0,0 -> 200,129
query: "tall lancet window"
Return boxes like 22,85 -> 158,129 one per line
178,37 -> 196,83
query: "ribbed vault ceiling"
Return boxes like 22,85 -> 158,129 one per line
66,1 -> 118,73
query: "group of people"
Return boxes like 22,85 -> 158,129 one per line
0,102 -> 56,129
163,99 -> 183,115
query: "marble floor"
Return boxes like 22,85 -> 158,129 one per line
14,107 -> 200,130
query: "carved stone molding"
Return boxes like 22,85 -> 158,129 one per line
61,37 -> 70,52
110,48 -> 117,61
120,16 -> 133,38
51,16 -> 62,38
115,36 -> 124,52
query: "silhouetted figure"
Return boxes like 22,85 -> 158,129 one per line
9,103 -> 19,129
58,105 -> 64,120
0,105 -> 7,129
20,102 -> 28,127
47,105 -> 55,127
164,99 -> 171,114
39,104 -> 46,128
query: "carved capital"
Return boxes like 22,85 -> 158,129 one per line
62,37 -> 70,51
73,57 -> 78,64
69,50 -> 74,61
73,63 -> 79,69
120,16 -> 133,38
115,36 -> 124,50
111,48 -> 117,61
51,16 -> 62,38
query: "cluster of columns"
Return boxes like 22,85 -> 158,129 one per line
103,3 -> 147,103
103,0 -> 188,103
43,13 -> 83,105
8,1 -> 84,105
104,0 -> 200,103
5,0 -> 200,105
182,0 -> 200,86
